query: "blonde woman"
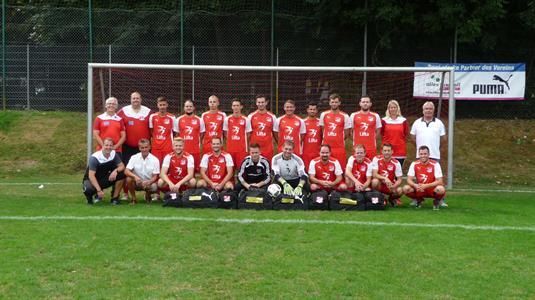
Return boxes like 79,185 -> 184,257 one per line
380,100 -> 409,167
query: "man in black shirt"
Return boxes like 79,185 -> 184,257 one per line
83,138 -> 126,205
235,143 -> 271,192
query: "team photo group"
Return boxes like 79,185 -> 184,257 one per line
84,91 -> 447,210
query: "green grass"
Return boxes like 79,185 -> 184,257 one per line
0,183 -> 534,298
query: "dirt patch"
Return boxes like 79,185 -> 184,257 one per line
21,118 -> 62,143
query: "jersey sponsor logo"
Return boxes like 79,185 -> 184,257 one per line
419,173 -> 429,183
258,122 -> 266,131
175,167 -> 183,176
381,170 -> 390,178
309,128 -> 317,137
327,123 -> 338,136
232,126 -> 240,135
158,126 -> 166,135
360,122 -> 369,132
209,122 -> 218,132
321,172 -> 331,180
285,126 -> 294,135
185,126 -> 193,135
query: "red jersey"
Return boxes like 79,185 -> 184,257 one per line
303,117 -> 322,154
308,157 -> 343,182
149,113 -> 176,151
407,160 -> 443,184
223,115 -> 250,152
93,113 -> 125,152
202,111 -> 226,153
371,155 -> 403,182
200,151 -> 234,184
275,115 -> 306,154
346,156 -> 372,184
162,152 -> 194,184
381,116 -> 409,159
176,114 -> 205,154
319,110 -> 351,150
350,111 -> 381,157
117,105 -> 151,147
248,110 -> 277,153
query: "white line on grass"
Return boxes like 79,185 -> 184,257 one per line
0,183 -> 79,185
1,215 -> 534,232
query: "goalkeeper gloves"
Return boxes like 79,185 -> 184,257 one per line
293,185 -> 303,197
283,183 -> 294,196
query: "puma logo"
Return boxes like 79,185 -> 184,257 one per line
493,74 -> 512,90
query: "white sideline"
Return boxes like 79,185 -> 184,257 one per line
0,215 -> 534,232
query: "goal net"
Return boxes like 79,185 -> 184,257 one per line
87,64 -> 455,187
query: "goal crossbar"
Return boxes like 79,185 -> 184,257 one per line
87,63 -> 456,188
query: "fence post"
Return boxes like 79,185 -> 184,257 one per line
26,44 -> 30,110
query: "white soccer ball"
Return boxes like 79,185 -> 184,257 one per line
267,184 -> 282,198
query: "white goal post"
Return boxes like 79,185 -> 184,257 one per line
87,63 -> 456,188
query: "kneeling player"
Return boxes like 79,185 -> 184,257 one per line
345,144 -> 372,192
235,143 -> 271,193
158,138 -> 196,194
309,144 -> 347,192
197,137 -> 234,191
124,139 -> 160,204
371,143 -> 403,206
403,145 -> 446,210
271,140 -> 309,198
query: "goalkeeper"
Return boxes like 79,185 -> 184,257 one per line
271,140 -> 309,198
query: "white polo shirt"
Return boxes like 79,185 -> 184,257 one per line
410,117 -> 446,159
126,152 -> 160,180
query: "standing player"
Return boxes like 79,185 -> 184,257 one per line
176,100 -> 205,172
117,91 -> 151,166
309,144 -> 347,192
201,95 -> 226,153
302,102 -> 322,170
93,97 -> 125,153
274,99 -> 306,154
197,137 -> 234,191
371,143 -> 404,206
248,94 -> 278,161
345,144 -> 372,192
158,138 -> 196,193
381,99 -> 409,167
223,98 -> 250,168
319,93 -> 351,168
149,96 -> 177,165
403,145 -> 446,210
350,96 -> 381,160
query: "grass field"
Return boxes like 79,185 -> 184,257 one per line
1,183 -> 534,298
1,111 -> 534,298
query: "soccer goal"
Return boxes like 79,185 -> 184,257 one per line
87,63 -> 455,188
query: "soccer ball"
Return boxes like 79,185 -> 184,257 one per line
267,184 -> 282,198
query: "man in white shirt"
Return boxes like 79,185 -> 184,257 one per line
124,139 -> 160,204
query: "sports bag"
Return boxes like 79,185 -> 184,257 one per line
329,191 -> 365,211
273,193 -> 308,210
365,190 -> 386,210
237,188 -> 272,210
162,191 -> 182,208
218,189 -> 238,209
308,190 -> 329,210
181,187 -> 219,208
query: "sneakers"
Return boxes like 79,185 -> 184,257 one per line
433,205 -> 440,211
410,200 -> 418,207
151,194 -> 160,202
120,194 -> 128,201
86,194 -> 93,205
439,199 -> 449,207
415,202 -> 422,209
93,195 -> 101,204
111,198 -> 121,205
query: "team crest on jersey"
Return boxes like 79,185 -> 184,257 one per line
192,120 -> 197,125
128,120 -> 134,126
329,165 -> 334,171
335,117 -> 341,123
140,117 -> 145,121
219,157 -> 224,163
239,120 -> 245,125
368,116 -> 374,122
427,167 -> 433,173
294,121 -> 299,126
267,118 -> 272,123
180,159 -> 186,165
103,121 -> 110,126
164,119 -> 170,124
360,166 -> 366,172
217,115 -> 223,121
387,165 -> 393,171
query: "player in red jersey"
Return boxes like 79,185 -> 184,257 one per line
223,98 -> 250,168
248,94 -> 278,161
197,137 -> 234,191
381,99 -> 409,167
117,91 -> 152,165
158,138 -> 196,193
345,144 -> 372,192
403,145 -> 446,210
319,93 -> 351,168
309,144 -> 347,192
201,95 -> 226,153
302,102 -> 322,169
274,99 -> 306,154
371,143 -> 404,206
149,96 -> 177,165
93,97 -> 125,153
350,96 -> 382,160
176,99 -> 205,172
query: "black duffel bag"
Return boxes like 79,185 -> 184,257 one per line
365,190 -> 386,210
181,187 -> 219,208
273,193 -> 308,210
329,191 -> 366,211
237,188 -> 272,210
308,190 -> 329,210
218,189 -> 238,209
